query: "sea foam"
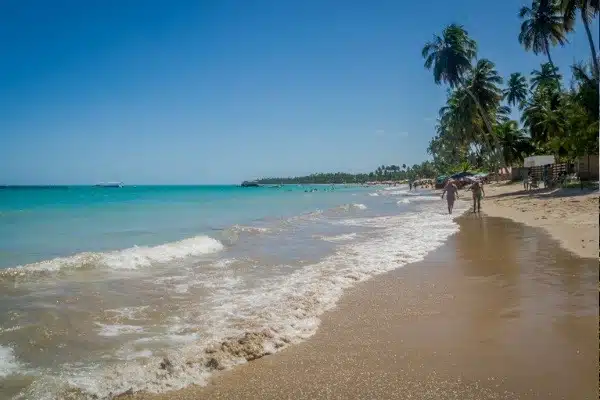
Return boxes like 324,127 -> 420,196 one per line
0,236 -> 224,278
54,206 -> 466,399
0,346 -> 21,378
13,194 -> 469,399
318,233 -> 359,242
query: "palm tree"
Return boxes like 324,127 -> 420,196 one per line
531,62 -> 562,90
466,59 -> 504,114
521,87 -> 565,145
503,73 -> 529,109
496,105 -> 513,123
438,88 -> 476,146
519,0 -> 568,75
570,59 -> 599,118
495,120 -> 535,166
422,24 -> 496,137
457,59 -> 504,152
422,24 -> 477,88
561,0 -> 599,77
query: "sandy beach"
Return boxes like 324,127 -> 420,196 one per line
481,182 -> 598,259
127,209 -> 599,400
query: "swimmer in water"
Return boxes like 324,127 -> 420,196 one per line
441,179 -> 459,214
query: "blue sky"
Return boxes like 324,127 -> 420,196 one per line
1,0 -> 597,184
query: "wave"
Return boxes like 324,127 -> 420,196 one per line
331,203 -> 368,213
368,192 -> 379,197
220,225 -> 271,244
0,236 -> 224,279
281,209 -> 324,226
12,198 -> 469,399
37,208 -> 466,399
397,196 -> 439,205
382,189 -> 439,199
385,190 -> 409,196
317,233 -> 358,242
227,225 -> 270,235
382,185 -> 408,191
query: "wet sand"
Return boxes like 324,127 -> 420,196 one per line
130,215 -> 598,400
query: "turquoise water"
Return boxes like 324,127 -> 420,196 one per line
0,184 -> 466,399
0,185 -> 373,268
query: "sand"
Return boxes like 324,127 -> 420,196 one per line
480,182 -> 598,259
128,215 -> 599,400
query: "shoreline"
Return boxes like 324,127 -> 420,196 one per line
128,204 -> 598,399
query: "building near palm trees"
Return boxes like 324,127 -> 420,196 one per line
577,155 -> 599,180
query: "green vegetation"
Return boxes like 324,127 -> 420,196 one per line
254,1 -> 598,185
425,0 -> 598,175
256,162 -> 437,184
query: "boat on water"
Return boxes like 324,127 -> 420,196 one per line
95,182 -> 124,188
241,181 -> 260,187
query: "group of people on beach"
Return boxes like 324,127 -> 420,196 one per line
441,179 -> 485,215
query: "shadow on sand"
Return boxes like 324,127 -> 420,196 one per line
488,186 -> 598,200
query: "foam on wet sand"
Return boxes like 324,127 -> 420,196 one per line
0,346 -> 21,378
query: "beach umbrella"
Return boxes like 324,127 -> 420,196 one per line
450,171 -> 474,179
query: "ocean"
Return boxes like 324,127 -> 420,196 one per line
0,184 -> 467,399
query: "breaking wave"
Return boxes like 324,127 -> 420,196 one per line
316,233 -> 359,242
27,209 -> 465,399
331,203 -> 368,213
0,236 -> 224,279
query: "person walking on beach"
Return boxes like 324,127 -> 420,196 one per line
441,179 -> 459,214
470,180 -> 485,213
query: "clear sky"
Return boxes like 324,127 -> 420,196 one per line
1,0 -> 597,184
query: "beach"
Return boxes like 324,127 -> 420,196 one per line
127,188 -> 599,400
0,185 -> 469,398
1,184 -> 597,399
483,182 -> 598,259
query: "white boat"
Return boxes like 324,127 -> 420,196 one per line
95,182 -> 123,188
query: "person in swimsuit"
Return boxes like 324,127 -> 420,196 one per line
441,179 -> 459,214
470,180 -> 485,212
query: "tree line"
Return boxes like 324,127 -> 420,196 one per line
423,0 -> 598,175
255,162 -> 438,184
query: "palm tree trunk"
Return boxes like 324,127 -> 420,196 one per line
462,84 -> 500,152
463,87 -> 494,139
544,38 -> 556,70
544,38 -> 562,87
461,85 -> 504,177
581,11 -> 600,78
